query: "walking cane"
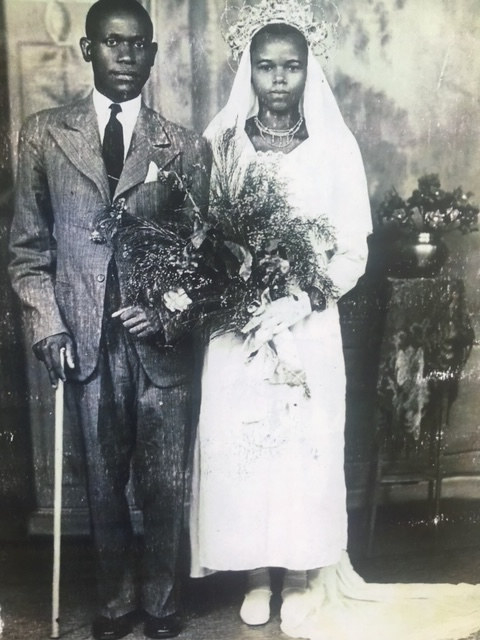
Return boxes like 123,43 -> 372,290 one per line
51,349 -> 65,639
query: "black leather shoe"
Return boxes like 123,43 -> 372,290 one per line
91,611 -> 137,640
144,612 -> 182,639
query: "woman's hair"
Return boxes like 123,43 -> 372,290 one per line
85,0 -> 154,41
250,23 -> 308,58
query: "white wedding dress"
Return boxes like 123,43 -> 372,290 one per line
189,41 -> 480,640
189,130 -> 367,574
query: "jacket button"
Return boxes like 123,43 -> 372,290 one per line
96,274 -> 105,282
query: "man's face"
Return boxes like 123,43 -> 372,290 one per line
80,9 -> 157,102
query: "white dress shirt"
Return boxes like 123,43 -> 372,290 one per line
92,89 -> 141,159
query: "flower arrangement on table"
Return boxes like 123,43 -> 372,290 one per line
90,131 -> 337,365
376,173 -> 479,236
370,174 -> 479,278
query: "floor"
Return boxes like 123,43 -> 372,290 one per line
2,501 -> 480,640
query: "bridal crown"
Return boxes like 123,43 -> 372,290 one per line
222,0 -> 335,60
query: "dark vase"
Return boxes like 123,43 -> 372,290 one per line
366,231 -> 449,279
387,232 -> 449,278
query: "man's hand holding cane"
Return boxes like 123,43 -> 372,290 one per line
33,333 -> 76,387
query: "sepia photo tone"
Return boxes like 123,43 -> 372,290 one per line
1,1 -> 480,639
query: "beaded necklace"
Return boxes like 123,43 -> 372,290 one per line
254,115 -> 304,149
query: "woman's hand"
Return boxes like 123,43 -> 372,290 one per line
242,292 -> 311,353
242,292 -> 311,334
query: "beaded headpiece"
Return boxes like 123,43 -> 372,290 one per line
222,0 -> 337,60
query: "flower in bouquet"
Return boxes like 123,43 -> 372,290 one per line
376,173 -> 479,236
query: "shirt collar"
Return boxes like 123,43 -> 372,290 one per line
92,89 -> 142,121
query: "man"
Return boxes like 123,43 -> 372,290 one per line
9,1 -> 211,638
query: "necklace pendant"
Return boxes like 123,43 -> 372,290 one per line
270,133 -> 291,148
254,115 -> 303,149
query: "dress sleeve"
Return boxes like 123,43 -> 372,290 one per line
326,134 -> 372,300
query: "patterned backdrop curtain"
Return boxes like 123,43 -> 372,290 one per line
2,0 -> 480,528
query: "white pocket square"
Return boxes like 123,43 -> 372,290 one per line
144,160 -> 159,183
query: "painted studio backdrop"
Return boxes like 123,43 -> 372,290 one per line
0,0 -> 480,535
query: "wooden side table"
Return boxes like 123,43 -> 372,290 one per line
365,278 -> 474,555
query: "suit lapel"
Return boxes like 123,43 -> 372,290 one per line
48,94 -> 110,201
47,98 -> 181,202
116,105 -> 180,199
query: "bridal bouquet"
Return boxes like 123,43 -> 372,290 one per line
90,129 -> 337,351
202,130 -> 337,328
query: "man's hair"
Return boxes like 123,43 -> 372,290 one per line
85,0 -> 154,41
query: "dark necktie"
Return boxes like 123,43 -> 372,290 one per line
103,103 -> 124,198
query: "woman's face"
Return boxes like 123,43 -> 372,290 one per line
250,33 -> 308,116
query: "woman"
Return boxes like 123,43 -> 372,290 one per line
189,6 -> 480,640
190,9 -> 368,623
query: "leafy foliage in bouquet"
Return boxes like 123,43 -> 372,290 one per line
90,189 -> 222,342
376,173 -> 479,236
200,127 -> 338,331
90,129 -> 337,341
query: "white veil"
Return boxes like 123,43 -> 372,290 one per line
205,42 -> 353,148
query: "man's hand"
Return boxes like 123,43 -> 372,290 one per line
32,332 -> 76,387
112,306 -> 163,338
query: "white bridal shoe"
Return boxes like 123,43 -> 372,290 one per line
239,588 -> 272,625
280,588 -> 315,636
